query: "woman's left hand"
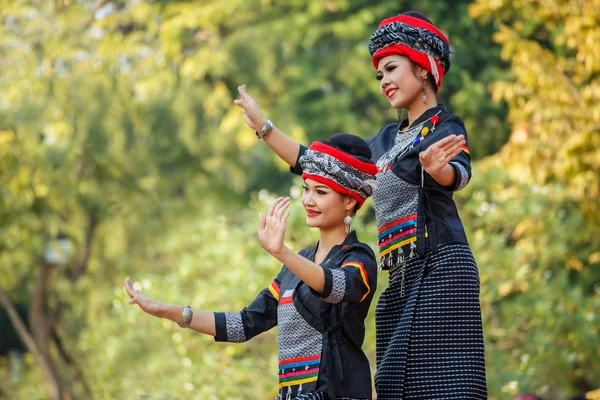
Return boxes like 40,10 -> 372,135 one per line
124,277 -> 165,318
258,197 -> 291,256
419,134 -> 465,175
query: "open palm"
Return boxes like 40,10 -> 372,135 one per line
419,134 -> 466,175
258,197 -> 291,255
124,276 -> 164,317
233,84 -> 266,132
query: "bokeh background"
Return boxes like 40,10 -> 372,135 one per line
0,0 -> 598,399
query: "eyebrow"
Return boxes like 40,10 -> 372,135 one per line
305,183 -> 330,190
377,60 -> 395,73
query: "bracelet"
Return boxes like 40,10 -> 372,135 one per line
178,306 -> 193,328
254,119 -> 273,139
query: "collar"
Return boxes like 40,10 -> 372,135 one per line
400,104 -> 448,130
307,231 -> 359,263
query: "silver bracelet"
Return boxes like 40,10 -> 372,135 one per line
178,306 -> 193,328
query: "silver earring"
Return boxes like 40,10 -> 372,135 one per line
422,79 -> 427,104
396,109 -> 401,121
344,213 -> 353,233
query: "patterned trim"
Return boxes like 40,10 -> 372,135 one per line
224,312 -> 245,343
378,214 -> 430,259
322,269 -> 346,303
279,355 -> 321,388
368,22 -> 451,73
279,354 -> 321,369
451,162 -> 469,191
268,280 -> 280,300
341,262 -> 370,302
299,150 -> 376,199
376,123 -> 423,171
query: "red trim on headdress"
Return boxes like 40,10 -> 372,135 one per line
372,15 -> 449,88
309,142 -> 379,176
301,142 -> 378,210
301,173 -> 367,210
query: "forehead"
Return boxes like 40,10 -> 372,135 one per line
303,178 -> 332,189
377,54 -> 408,71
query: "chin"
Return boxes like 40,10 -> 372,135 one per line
305,218 -> 319,228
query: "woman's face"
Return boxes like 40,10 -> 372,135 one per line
376,54 -> 423,110
301,179 -> 354,231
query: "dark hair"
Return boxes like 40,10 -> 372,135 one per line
326,133 -> 374,165
402,11 -> 439,93
401,11 -> 434,24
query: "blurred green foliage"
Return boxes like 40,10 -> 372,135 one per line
0,0 -> 597,399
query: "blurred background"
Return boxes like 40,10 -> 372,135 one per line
0,0 -> 598,399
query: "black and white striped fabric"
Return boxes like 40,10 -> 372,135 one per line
374,243 -> 487,399
292,394 -> 367,400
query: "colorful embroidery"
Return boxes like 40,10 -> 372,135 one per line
460,145 -> 470,155
279,355 -> 321,388
341,262 -> 370,301
378,214 -> 428,258
268,280 -> 280,300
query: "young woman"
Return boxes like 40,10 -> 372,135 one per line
234,11 -> 487,400
124,134 -> 379,400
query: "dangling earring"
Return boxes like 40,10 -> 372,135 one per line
344,211 -> 353,233
422,78 -> 427,104
396,108 -> 401,121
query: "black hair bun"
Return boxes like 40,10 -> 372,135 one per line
401,11 -> 434,24
326,133 -> 373,164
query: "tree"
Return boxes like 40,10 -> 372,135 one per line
462,0 -> 600,398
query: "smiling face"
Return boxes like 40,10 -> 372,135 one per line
301,178 -> 356,231
376,54 -> 426,110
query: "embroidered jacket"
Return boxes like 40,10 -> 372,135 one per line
292,105 -> 471,269
214,232 -> 377,399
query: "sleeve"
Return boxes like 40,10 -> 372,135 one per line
429,115 -> 472,191
289,144 -> 308,176
214,270 -> 283,343
317,250 -> 377,304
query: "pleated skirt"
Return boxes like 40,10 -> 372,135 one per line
374,243 -> 487,399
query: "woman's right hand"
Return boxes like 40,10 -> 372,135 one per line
233,84 -> 267,132
124,276 -> 165,318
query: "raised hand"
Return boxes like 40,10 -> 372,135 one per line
419,134 -> 466,175
233,84 -> 267,132
258,197 -> 292,256
124,276 -> 165,317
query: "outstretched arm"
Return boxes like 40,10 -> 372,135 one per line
124,276 -> 216,336
233,84 -> 301,167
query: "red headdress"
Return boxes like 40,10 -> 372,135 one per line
369,14 -> 451,88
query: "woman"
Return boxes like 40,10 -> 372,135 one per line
125,134 -> 379,399
234,11 -> 487,399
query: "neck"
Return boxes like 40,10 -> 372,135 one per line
405,91 -> 438,127
316,225 -> 349,261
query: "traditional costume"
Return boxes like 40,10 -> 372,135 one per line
292,14 -> 487,399
215,140 -> 379,399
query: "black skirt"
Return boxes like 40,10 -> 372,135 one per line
374,243 -> 487,399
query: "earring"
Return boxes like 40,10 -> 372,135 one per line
396,109 -> 401,121
422,79 -> 427,104
344,212 -> 353,233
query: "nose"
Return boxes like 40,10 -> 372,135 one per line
380,74 -> 390,89
302,191 -> 315,207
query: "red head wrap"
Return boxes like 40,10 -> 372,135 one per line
369,15 -> 451,88
300,142 -> 378,210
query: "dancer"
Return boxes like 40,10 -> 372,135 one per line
234,11 -> 487,399
125,134 -> 379,399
